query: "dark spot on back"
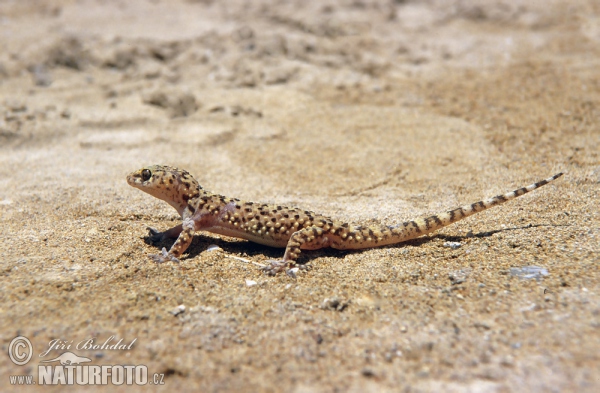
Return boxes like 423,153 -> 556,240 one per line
429,215 -> 442,226
410,221 -> 420,232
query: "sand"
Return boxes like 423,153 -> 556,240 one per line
0,0 -> 599,392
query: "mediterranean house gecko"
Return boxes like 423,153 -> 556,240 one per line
127,165 -> 562,276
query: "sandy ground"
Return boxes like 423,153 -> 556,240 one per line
0,0 -> 599,391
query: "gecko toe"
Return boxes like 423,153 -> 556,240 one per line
149,253 -> 166,263
149,247 -> 180,264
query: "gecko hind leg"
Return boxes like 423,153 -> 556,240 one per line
263,226 -> 332,276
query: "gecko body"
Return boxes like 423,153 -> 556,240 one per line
127,165 -> 562,276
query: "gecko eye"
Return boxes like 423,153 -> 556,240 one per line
141,169 -> 152,181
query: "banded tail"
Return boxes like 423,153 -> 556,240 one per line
386,173 -> 563,244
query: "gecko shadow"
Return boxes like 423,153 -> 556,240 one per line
143,232 -> 284,260
425,223 -> 567,243
144,223 -> 565,266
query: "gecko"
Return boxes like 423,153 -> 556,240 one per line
127,165 -> 563,276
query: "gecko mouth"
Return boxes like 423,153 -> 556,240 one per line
126,172 -> 144,187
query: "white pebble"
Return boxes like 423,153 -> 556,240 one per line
169,304 -> 186,316
510,266 -> 548,281
443,241 -> 462,249
287,267 -> 299,279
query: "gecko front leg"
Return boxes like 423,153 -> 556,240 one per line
147,203 -> 230,264
149,219 -> 195,263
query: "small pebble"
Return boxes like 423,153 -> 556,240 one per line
361,368 -> 375,378
245,279 -> 257,287
449,268 -> 471,285
509,266 -> 548,281
206,244 -> 222,252
443,241 -> 462,249
6,100 -> 27,112
31,64 -> 52,86
287,267 -> 299,279
169,304 -> 186,316
321,297 -> 349,311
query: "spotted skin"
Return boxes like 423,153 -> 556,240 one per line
127,165 -> 563,275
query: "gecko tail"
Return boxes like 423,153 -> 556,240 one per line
391,173 -> 563,240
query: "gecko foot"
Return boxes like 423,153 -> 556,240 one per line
149,247 -> 181,264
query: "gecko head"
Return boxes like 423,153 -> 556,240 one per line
127,165 -> 201,215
